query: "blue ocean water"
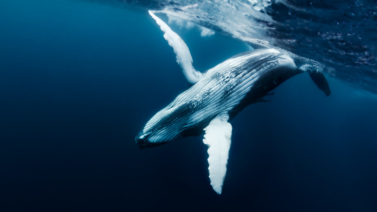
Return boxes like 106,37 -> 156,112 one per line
0,0 -> 377,211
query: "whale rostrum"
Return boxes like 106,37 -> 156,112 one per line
135,11 -> 331,194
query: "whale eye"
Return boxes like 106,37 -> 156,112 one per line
278,76 -> 282,80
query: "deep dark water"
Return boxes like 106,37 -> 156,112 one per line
1,0 -> 377,211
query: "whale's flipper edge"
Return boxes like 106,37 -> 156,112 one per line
308,70 -> 331,96
149,11 -> 202,84
203,113 -> 232,195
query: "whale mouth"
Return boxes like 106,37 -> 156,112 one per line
135,132 -> 149,147
135,133 -> 167,149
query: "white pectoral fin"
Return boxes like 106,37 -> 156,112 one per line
203,114 -> 232,195
149,11 -> 202,84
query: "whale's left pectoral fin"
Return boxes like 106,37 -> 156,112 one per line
203,114 -> 232,195
149,11 -> 202,84
308,71 -> 331,96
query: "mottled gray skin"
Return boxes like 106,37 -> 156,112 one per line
135,49 -> 329,148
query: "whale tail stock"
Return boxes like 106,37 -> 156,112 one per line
246,40 -> 331,97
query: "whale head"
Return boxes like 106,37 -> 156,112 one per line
135,98 -> 209,148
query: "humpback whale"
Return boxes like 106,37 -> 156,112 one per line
135,11 -> 331,194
